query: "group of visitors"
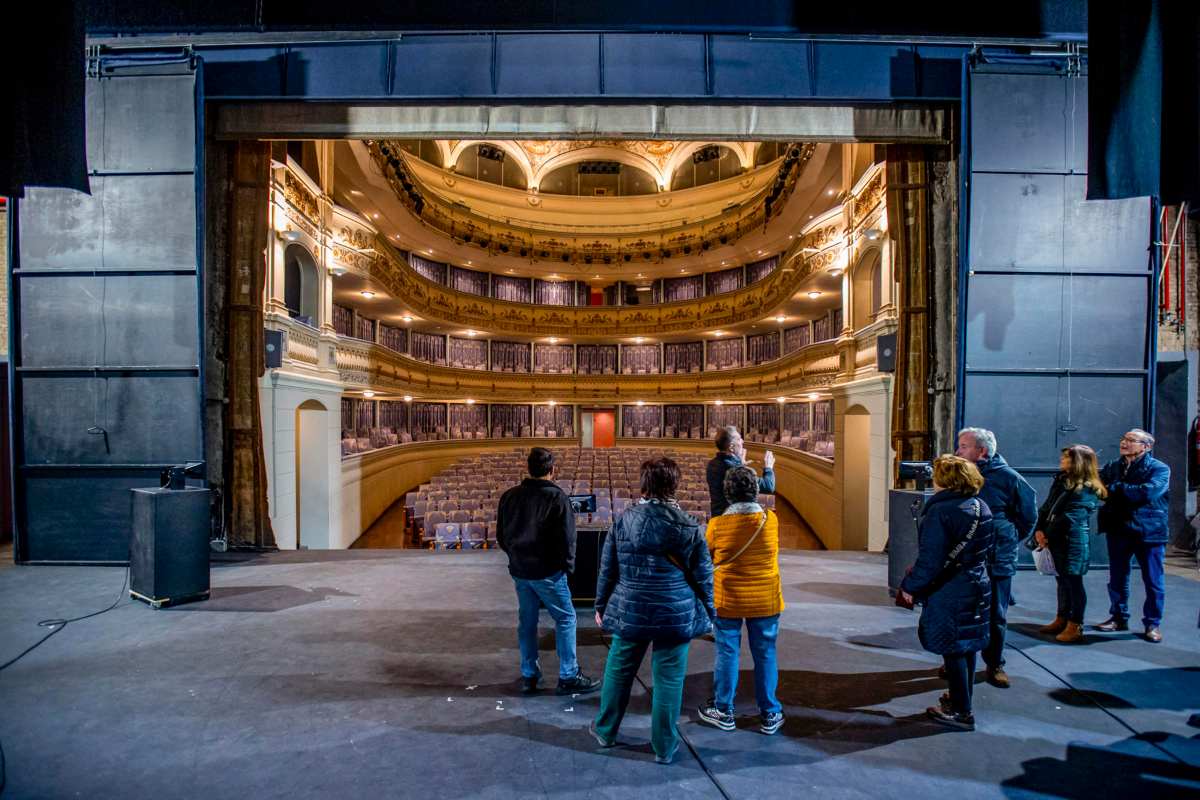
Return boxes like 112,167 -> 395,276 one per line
494,422 -> 1171,760
898,426 -> 1171,731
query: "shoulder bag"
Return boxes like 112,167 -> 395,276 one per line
902,498 -> 983,605
713,512 -> 768,571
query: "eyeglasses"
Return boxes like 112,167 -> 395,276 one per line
1120,436 -> 1148,445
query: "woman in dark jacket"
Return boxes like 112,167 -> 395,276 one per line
1035,445 -> 1106,643
899,455 -> 995,732
591,457 -> 715,764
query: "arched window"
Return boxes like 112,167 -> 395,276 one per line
283,244 -> 319,325
851,248 -> 883,330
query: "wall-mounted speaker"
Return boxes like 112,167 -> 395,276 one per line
265,329 -> 284,369
876,333 -> 897,373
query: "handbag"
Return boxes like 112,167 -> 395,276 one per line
1032,546 -> 1057,576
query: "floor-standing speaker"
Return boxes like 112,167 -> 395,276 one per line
130,487 -> 212,608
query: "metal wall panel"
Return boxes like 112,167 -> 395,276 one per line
960,63 -> 1155,569
600,34 -> 707,96
11,57 -> 202,563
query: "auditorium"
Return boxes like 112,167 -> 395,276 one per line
2,3 -> 1199,798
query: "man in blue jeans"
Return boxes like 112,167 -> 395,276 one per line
497,447 -> 600,695
1097,429 -> 1171,643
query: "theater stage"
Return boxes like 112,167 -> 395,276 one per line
1,550 -> 1198,799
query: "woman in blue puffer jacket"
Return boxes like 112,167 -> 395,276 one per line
591,456 -> 714,765
899,455 -> 995,732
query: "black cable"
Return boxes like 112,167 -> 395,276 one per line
0,565 -> 131,797
1007,641 -> 1187,766
595,628 -> 734,799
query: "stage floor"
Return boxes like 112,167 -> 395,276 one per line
1,550 -> 1198,799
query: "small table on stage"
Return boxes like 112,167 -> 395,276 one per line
568,523 -> 610,605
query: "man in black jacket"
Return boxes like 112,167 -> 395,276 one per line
497,447 -> 599,695
706,426 -> 776,517
957,427 -> 1037,688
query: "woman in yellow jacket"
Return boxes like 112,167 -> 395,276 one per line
697,465 -> 786,735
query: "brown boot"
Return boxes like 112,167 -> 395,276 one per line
1055,622 -> 1084,643
1038,616 -> 1068,635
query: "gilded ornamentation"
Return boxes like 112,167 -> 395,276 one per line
283,172 -> 320,222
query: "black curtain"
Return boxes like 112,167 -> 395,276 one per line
2,0 -> 89,197
1089,1 -> 1200,203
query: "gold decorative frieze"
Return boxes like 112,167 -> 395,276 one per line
282,171 -> 321,223
331,333 -> 841,403
365,237 -> 815,339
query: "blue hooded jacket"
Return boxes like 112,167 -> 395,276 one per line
976,454 -> 1037,577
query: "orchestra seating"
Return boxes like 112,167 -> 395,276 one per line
402,447 -> 775,550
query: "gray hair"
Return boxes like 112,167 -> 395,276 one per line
958,427 -> 997,457
715,425 -> 741,453
1126,428 -> 1155,447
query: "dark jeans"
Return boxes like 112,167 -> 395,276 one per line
1055,574 -> 1087,624
943,651 -> 977,715
982,575 -> 1011,670
1106,536 -> 1166,628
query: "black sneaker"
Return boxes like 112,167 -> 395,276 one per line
697,703 -> 736,731
520,674 -> 542,695
556,672 -> 600,695
760,711 -> 785,735
926,706 -> 975,732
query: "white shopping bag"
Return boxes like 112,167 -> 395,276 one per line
1032,547 -> 1057,577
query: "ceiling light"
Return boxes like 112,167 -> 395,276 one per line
594,274 -> 601,279
830,269 -> 843,277
466,260 -> 473,265
548,400 -> 557,406
807,392 -> 820,401
680,269 -> 687,273
362,391 -> 375,398
808,214 -> 814,219
636,400 -> 645,407
715,400 -> 724,406
360,290 -> 376,299
282,230 -> 301,242
634,337 -> 644,344
466,330 -> 476,337
330,266 -> 347,277
864,228 -> 882,241
349,189 -> 363,196
507,269 -> 515,274
712,330 -> 724,336
776,397 -> 786,404
549,337 -> 559,344
402,315 -> 413,323
636,285 -> 651,292
775,315 -> 786,324
403,395 -> 412,402
826,189 -> 835,196
637,273 -> 644,278
549,274 -> 559,280
466,399 -> 475,405
371,213 -> 379,219
426,249 -> 434,255
807,291 -> 821,299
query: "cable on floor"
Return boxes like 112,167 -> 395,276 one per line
596,629 -> 735,800
0,564 -> 131,797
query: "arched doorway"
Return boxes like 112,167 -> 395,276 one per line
841,404 -> 871,550
295,399 -> 331,549
851,248 -> 883,331
283,243 -> 319,325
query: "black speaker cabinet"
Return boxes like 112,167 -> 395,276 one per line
887,489 -> 932,593
130,487 -> 212,609
876,333 -> 897,372
568,525 -> 608,604
265,329 -> 284,369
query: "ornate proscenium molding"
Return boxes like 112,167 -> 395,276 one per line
329,330 -> 841,403
366,238 -> 816,338
367,140 -> 815,265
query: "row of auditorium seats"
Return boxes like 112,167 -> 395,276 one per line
341,425 -> 574,455
401,447 -> 776,550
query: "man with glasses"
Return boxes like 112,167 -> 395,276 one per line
1097,429 -> 1171,643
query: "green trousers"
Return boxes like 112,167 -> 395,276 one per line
593,633 -> 690,759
